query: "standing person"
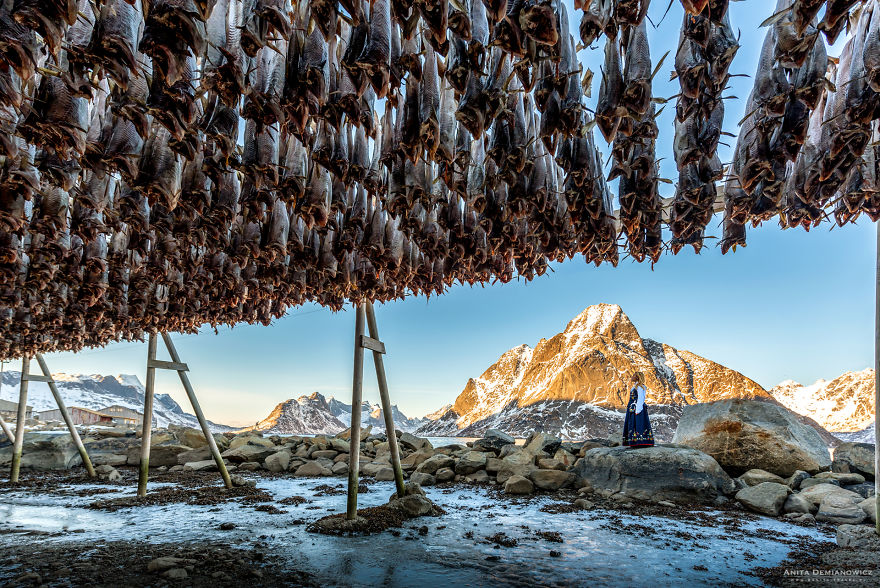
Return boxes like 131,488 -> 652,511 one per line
622,372 -> 654,448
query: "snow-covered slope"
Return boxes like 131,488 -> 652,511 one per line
327,397 -> 426,432
0,371 -> 232,431
417,304 -> 769,439
254,392 -> 347,435
769,369 -> 874,434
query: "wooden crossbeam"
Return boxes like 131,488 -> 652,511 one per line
359,335 -> 386,354
21,374 -> 53,383
147,359 -> 189,372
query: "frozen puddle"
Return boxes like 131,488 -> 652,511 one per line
0,478 -> 831,587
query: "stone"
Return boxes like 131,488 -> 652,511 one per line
175,447 -> 212,465
329,438 -> 350,453
858,497 -> 877,523
530,469 -> 573,491
496,463 -> 537,485
671,399 -> 832,477
837,524 -> 880,549
815,471 -> 866,485
472,430 -> 515,453
0,433 -> 82,470
504,475 -> 534,495
466,470 -> 490,484
537,458 -> 566,471
799,477 -> 836,490
816,493 -> 867,524
410,472 -> 436,486
524,433 -> 562,456
360,462 -> 386,477
163,568 -> 188,580
832,442 -> 875,479
784,513 -> 815,524
221,443 -> 277,464
501,448 -> 536,467
388,494 -> 436,517
228,433 -> 274,451
310,449 -> 338,460
375,467 -> 396,481
183,460 -> 218,472
553,449 -> 577,468
573,446 -> 735,504
785,470 -> 811,490
400,450 -> 433,470
398,432 -> 433,453
455,451 -> 489,475
331,461 -> 348,475
82,437 -> 136,467
843,482 -> 875,499
574,499 -> 594,510
264,450 -> 291,473
739,469 -> 786,486
783,493 -> 817,515
499,444 -> 522,459
435,468 -> 455,482
735,482 -> 791,516
237,462 -> 261,471
230,474 -> 255,487
485,458 -> 504,474
799,483 -> 864,507
294,461 -> 331,477
416,454 -> 455,475
147,557 -> 187,573
168,425 -> 209,449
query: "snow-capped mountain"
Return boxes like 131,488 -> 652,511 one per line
417,304 -> 772,440
327,396 -> 426,432
253,392 -> 425,435
770,369 -> 875,440
0,371 -> 232,431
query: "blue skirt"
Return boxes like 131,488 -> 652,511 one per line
622,389 -> 654,447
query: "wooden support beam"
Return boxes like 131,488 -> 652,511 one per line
138,333 -> 158,497
35,354 -> 95,478
147,359 -> 189,372
20,374 -> 53,383
10,356 -> 29,483
347,304 -> 366,520
160,333 -> 232,489
359,335 -> 386,354
875,221 -> 879,536
0,413 -> 12,444
365,302 -> 406,497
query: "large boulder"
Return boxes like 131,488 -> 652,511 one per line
816,493 -> 867,525
832,443 -> 875,480
82,436 -> 137,467
739,469 -> 786,486
735,482 -> 791,516
228,433 -> 275,451
799,483 -> 864,507
573,446 -> 735,504
858,497 -> 877,523
416,454 -> 454,475
504,475 -> 534,495
455,451 -> 488,475
221,443 -> 277,464
837,524 -> 880,549
524,433 -> 562,456
294,461 -> 331,477
529,469 -> 573,491
671,399 -> 831,476
168,425 -> 209,449
176,447 -> 211,465
0,433 -> 83,470
397,432 -> 432,453
473,430 -> 515,454
126,437 -> 193,468
264,450 -> 291,473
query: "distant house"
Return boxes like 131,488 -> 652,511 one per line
36,407 -> 113,426
0,398 -> 32,422
99,405 -> 145,427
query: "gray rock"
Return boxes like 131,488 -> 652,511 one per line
524,433 -> 562,456
175,447 -> 212,465
410,472 -> 436,486
416,454 -> 454,475
832,443 -> 875,479
735,482 -> 791,516
147,557 -> 188,573
783,512 -> 815,525
800,477 -> 837,490
331,461 -> 348,476
671,399 -> 832,477
553,449 -> 577,468
815,471 -> 866,485
504,475 -> 534,495
473,430 -> 515,453
183,460 -> 218,472
837,524 -> 880,549
858,497 -> 877,523
230,474 -> 255,487
0,433 -> 82,470
501,448 -> 536,467
843,482 -> 875,499
375,467 -> 396,481
388,494 -> 436,517
783,493 -> 816,515
530,469 -> 574,491
294,461 -> 331,477
82,437 -> 136,467
499,444 -> 522,459
310,449 -> 338,460
816,493 -> 867,524
739,469 -> 786,486
573,446 -> 735,504
537,458 -> 566,471
434,468 -> 455,483
465,470 -> 490,484
221,443 -> 277,464
573,498 -> 593,510
264,450 -> 291,473
496,463 -> 537,485
785,470 -> 811,490
398,433 -> 433,453
485,457 -> 503,474
455,451 -> 488,475
799,483 -> 864,507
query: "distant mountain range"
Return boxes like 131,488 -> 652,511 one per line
252,392 -> 426,435
0,371 -> 232,431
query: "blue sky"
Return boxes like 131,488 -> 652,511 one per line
5,2 -> 875,427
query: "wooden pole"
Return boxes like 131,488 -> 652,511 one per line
35,354 -> 96,478
160,333 -> 232,489
138,333 -> 158,497
0,413 -> 12,444
347,303 -> 366,520
10,356 -> 30,483
365,301 -> 406,497
874,222 -> 880,535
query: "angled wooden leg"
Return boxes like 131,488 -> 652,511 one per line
0,413 -> 12,444
347,303 -> 366,520
874,221 -> 879,536
364,301 -> 406,497
160,333 -> 232,489
138,334 -> 158,497
10,356 -> 30,483
35,354 -> 96,477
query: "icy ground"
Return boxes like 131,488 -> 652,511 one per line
0,477 -> 832,587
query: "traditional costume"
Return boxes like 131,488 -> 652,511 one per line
622,385 -> 654,447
